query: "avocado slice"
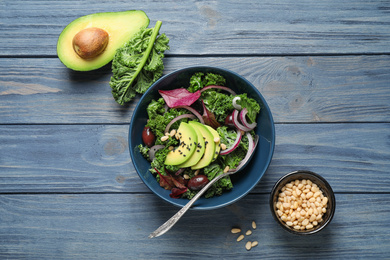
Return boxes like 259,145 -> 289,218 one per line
178,122 -> 206,168
190,122 -> 216,170
57,10 -> 149,71
165,122 -> 198,166
204,125 -> 221,161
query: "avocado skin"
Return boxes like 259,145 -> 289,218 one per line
57,10 -> 149,71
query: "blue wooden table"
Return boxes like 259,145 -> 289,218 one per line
1,1 -> 390,259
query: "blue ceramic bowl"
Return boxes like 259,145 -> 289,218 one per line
129,66 -> 275,210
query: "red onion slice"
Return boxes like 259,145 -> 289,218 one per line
232,96 -> 242,110
220,129 -> 242,155
239,108 -> 257,130
175,106 -> 204,124
200,85 -> 237,96
232,109 -> 252,132
230,133 -> 256,172
148,145 -> 165,161
173,168 -> 185,176
165,114 -> 196,134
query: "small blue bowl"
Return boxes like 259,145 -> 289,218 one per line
129,66 -> 275,210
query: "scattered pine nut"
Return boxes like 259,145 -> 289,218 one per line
165,132 -> 169,136
246,230 -> 252,236
214,136 -> 220,143
168,146 -> 174,151
183,174 -> 190,180
231,228 -> 241,234
245,241 -> 252,251
252,221 -> 257,229
194,169 -> 200,176
223,166 -> 230,173
160,135 -> 169,142
169,129 -> 176,137
237,235 -> 245,242
220,143 -> 227,150
251,241 -> 259,248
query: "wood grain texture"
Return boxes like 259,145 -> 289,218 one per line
1,0 -> 390,258
1,0 -> 390,56
1,123 -> 389,193
0,55 -> 389,124
0,193 -> 389,259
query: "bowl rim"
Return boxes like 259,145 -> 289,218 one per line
269,170 -> 336,235
129,65 -> 275,210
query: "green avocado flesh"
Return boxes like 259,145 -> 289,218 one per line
57,10 -> 149,71
164,122 -> 198,166
190,122 -> 216,170
178,122 -> 206,168
204,125 -> 221,161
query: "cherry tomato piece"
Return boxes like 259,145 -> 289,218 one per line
142,127 -> 155,147
188,175 -> 209,191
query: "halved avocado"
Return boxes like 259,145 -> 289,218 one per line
165,122 -> 198,166
57,10 -> 149,71
191,122 -> 216,170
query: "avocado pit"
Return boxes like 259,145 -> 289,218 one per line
72,27 -> 109,59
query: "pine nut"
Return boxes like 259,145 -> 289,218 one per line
251,241 -> 259,248
275,178 -> 329,231
223,166 -> 230,173
231,228 -> 241,234
220,143 -> 227,150
214,136 -> 220,143
237,234 -> 245,242
170,129 -> 176,137
245,241 -> 252,251
246,230 -> 252,236
252,221 -> 257,229
160,135 -> 169,142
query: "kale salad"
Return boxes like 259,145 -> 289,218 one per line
138,72 -> 261,199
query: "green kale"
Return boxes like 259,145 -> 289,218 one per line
217,126 -> 250,168
203,163 -> 233,198
145,100 -> 191,142
110,21 -> 170,105
146,98 -> 166,120
201,90 -> 234,124
138,144 -> 150,159
188,72 -> 226,92
235,93 -> 261,123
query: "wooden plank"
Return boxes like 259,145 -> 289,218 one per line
1,123 -> 389,193
0,193 -> 389,259
1,0 -> 390,56
0,56 -> 389,124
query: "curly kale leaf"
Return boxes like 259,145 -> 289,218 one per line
188,72 -> 226,92
110,21 -> 170,105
